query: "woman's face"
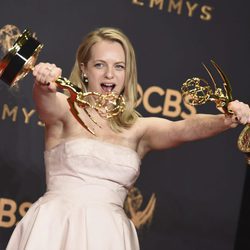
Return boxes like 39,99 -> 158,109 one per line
81,40 -> 126,94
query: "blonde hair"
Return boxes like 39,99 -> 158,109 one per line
69,27 -> 140,132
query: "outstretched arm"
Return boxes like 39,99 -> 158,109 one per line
139,100 -> 250,154
32,62 -> 69,125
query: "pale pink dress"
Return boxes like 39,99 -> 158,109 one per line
7,138 -> 141,250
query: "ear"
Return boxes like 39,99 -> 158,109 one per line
80,62 -> 87,74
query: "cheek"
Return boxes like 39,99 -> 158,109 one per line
119,72 -> 126,82
87,71 -> 101,82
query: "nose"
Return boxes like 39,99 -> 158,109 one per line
105,66 -> 114,79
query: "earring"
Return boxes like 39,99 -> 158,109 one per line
81,73 -> 89,84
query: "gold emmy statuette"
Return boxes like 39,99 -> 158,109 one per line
238,125 -> 250,165
181,60 -> 249,155
0,28 -> 125,135
0,29 -> 43,85
124,187 -> 156,230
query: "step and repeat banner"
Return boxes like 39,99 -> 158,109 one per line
0,1 -> 249,250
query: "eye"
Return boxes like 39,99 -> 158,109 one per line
94,63 -> 104,69
115,64 -> 125,70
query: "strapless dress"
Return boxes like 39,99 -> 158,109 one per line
6,137 -> 141,250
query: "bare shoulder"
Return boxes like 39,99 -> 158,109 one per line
137,116 -> 173,131
133,116 -> 175,141
133,116 -> 174,157
136,115 -> 198,157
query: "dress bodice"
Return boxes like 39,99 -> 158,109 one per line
44,137 -> 141,193
7,138 -> 141,250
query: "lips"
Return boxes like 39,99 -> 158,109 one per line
100,83 -> 115,92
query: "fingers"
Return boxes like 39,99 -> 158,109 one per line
228,100 -> 250,125
33,62 -> 62,86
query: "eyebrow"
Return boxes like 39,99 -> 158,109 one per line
93,59 -> 125,64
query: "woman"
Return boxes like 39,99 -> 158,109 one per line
7,27 -> 250,250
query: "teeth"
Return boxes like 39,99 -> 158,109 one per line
101,83 -> 115,92
102,83 -> 114,86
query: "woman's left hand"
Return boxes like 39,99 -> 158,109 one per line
226,100 -> 250,127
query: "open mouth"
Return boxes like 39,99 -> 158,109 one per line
100,83 -> 116,92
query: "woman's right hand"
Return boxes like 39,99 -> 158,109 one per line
33,62 -> 62,92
